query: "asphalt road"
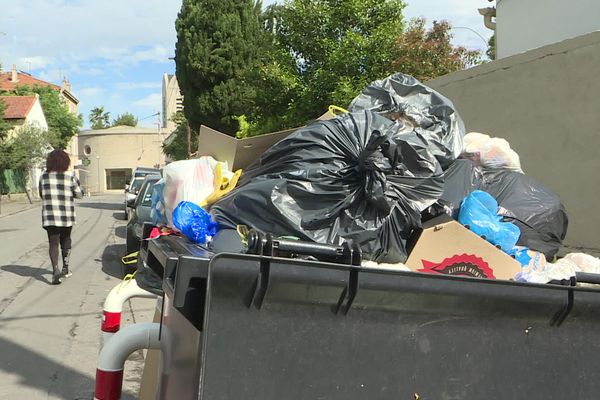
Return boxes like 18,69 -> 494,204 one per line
0,194 -> 156,400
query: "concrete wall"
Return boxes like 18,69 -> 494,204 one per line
427,31 -> 600,254
78,129 -> 166,193
497,0 -> 600,58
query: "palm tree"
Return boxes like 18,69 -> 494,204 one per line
89,106 -> 110,129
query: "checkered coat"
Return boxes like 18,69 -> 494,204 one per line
38,171 -> 84,228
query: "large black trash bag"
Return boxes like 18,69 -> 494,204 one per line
438,159 -> 484,216
212,111 -> 445,263
348,73 -> 465,169
482,170 -> 568,260
440,159 -> 568,259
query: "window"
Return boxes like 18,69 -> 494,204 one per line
106,168 -> 132,190
83,145 -> 92,155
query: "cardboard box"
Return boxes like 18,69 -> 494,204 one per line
405,215 -> 522,280
197,110 -> 336,171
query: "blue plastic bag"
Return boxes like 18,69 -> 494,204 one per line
458,190 -> 520,253
172,201 -> 219,244
150,179 -> 167,226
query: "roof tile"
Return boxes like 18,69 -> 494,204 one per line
0,95 -> 38,119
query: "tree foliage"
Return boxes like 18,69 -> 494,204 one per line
392,19 -> 481,82
9,85 -> 82,149
0,124 -> 50,170
112,112 -> 138,127
173,0 -> 481,143
89,106 -> 110,130
0,99 -> 13,141
487,33 -> 496,60
175,0 -> 265,135
263,0 -> 406,127
162,111 -> 197,161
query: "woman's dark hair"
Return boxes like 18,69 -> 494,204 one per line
46,149 -> 71,172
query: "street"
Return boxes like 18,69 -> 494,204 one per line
0,194 -> 155,400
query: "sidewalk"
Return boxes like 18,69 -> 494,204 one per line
0,194 -> 41,217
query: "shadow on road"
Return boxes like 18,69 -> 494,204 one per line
1,264 -> 51,284
101,243 -> 127,279
115,225 -> 127,239
0,335 -> 137,399
113,211 -> 127,220
77,202 -> 121,211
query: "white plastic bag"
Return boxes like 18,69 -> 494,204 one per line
163,157 -> 233,227
563,252 -> 600,274
516,252 -> 577,284
462,132 -> 523,173
515,252 -> 600,284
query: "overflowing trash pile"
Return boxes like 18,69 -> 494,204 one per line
147,72 -> 596,285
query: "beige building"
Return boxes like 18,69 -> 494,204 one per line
162,73 -> 183,132
78,125 -> 167,193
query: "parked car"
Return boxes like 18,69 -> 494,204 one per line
126,174 -> 161,255
124,167 -> 160,219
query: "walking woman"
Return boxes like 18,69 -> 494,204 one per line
39,149 -> 83,284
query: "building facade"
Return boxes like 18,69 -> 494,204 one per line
492,0 -> 600,58
162,73 -> 184,133
78,125 -> 167,193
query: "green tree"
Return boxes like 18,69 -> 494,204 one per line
487,33 -> 496,60
112,112 -> 138,127
175,0 -> 264,135
9,85 -> 82,149
89,106 -> 110,130
392,19 -> 481,82
0,98 -> 13,141
162,111 -> 198,161
1,124 -> 49,170
263,0 -> 406,125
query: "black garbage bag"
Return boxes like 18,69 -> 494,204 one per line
348,73 -> 465,169
211,73 -> 465,263
437,159 -> 484,218
482,170 -> 568,260
440,159 -> 568,259
213,112 -> 444,263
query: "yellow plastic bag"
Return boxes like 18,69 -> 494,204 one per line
199,164 -> 242,208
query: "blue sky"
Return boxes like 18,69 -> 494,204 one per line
0,0 -> 493,129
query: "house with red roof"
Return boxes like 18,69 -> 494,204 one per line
0,64 -> 79,113
1,64 -> 80,171
0,94 -> 48,139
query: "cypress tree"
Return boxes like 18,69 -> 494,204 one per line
175,0 -> 263,135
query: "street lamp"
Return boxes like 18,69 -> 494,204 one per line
96,156 -> 100,193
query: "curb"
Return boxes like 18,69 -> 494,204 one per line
0,202 -> 41,218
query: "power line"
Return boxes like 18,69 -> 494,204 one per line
451,26 -> 490,50
139,111 -> 160,121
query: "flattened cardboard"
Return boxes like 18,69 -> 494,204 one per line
197,110 -> 336,171
406,215 -> 522,280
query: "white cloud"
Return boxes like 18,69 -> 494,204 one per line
38,69 -> 66,83
0,0 -> 181,71
116,82 -> 162,90
133,93 -> 162,110
16,56 -> 52,70
79,87 -> 104,96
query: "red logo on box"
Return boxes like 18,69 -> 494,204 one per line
418,254 -> 495,279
